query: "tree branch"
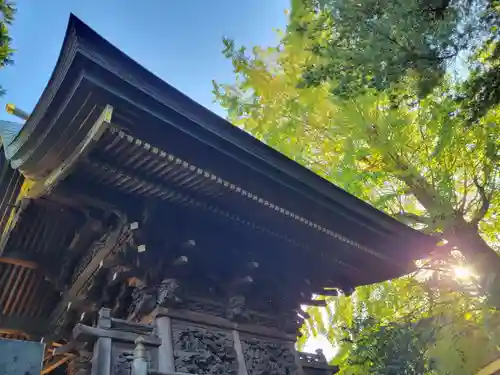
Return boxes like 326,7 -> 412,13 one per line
390,156 -> 443,211
394,212 -> 431,225
458,169 -> 468,214
361,114 -> 451,217
470,177 -> 490,226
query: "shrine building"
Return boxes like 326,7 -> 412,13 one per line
0,15 -> 436,375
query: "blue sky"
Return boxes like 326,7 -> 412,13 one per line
0,0 -> 288,120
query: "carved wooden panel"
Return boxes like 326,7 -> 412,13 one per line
179,296 -> 299,334
241,338 -> 300,375
172,323 -> 237,375
71,351 -> 92,375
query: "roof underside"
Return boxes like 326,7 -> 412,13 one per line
2,15 -> 436,286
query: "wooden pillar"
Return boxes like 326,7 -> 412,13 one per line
91,309 -> 112,375
91,337 -> 112,375
232,329 -> 249,375
289,342 -> 306,375
155,315 -> 175,373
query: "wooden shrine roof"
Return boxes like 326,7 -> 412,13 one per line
1,15 -> 436,289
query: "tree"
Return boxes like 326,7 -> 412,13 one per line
213,3 -> 500,372
0,0 -> 16,95
300,256 -> 500,374
460,5 -> 500,123
213,25 -> 500,277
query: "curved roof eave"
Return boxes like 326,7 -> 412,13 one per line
4,14 -> 437,260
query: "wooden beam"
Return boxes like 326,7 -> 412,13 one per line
150,307 -> 297,341
301,300 -> 327,307
319,289 -> 340,297
53,182 -> 140,218
0,257 -> 37,269
26,105 -> 113,199
48,213 -> 128,330
72,323 -> 161,346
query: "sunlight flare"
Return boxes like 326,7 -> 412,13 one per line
453,266 -> 477,280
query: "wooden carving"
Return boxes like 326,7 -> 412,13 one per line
72,351 -> 92,375
172,326 -> 237,375
128,285 -> 156,320
157,278 -> 183,307
242,338 -> 299,375
128,277 -> 184,320
113,350 -> 134,375
225,295 -> 250,322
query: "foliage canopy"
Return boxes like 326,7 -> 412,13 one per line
0,0 -> 16,95
213,0 -> 500,372
294,0 -> 500,122
214,23 -> 499,271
